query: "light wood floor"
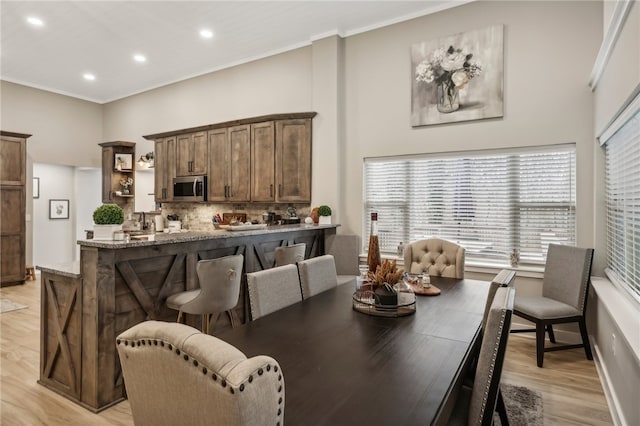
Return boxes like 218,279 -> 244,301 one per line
1,277 -> 613,425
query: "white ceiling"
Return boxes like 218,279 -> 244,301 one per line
1,1 -> 467,104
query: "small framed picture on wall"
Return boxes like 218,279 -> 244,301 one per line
49,199 -> 69,220
33,177 -> 40,198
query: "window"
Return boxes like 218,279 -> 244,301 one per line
363,145 -> 576,267
602,95 -> 640,302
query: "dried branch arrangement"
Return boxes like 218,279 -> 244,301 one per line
367,259 -> 403,286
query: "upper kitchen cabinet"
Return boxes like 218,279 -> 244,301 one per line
155,136 -> 176,202
208,126 -> 251,202
276,119 -> 312,202
98,141 -> 136,206
176,131 -> 207,176
144,112 -> 316,204
251,121 -> 276,202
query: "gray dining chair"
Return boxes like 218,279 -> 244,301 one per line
511,244 -> 594,367
166,254 -> 243,334
274,243 -> 306,267
448,287 -> 514,426
404,238 -> 465,279
297,255 -> 339,299
482,269 -> 517,328
325,234 -> 360,286
117,320 -> 284,426
246,264 -> 302,320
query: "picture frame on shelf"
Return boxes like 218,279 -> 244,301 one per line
114,153 -> 133,171
33,177 -> 39,198
49,199 -> 69,220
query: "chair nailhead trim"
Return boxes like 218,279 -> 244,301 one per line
274,366 -> 278,372
222,380 -> 227,387
278,397 -> 282,404
258,368 -> 263,375
176,349 -> 180,355
124,341 -> 128,346
212,373 -> 217,381
183,354 -> 189,361
267,365 -> 271,371
193,360 -> 198,367
116,339 -> 121,345
240,384 -> 245,391
278,375 -> 282,381
277,408 -> 281,416
168,344 -> 173,350
278,385 -> 282,392
230,388 -> 235,394
202,368 -> 207,374
248,375 -> 253,383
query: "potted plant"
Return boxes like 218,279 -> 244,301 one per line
92,204 -> 124,241
317,205 -> 332,225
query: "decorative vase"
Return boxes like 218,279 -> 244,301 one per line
122,187 -> 130,195
311,207 -> 319,224
437,81 -> 460,113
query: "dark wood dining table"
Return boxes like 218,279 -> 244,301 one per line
219,276 -> 490,425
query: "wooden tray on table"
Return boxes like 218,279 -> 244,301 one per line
408,282 -> 441,296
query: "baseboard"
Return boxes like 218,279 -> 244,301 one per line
593,342 -> 626,426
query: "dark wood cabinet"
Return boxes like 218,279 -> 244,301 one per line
276,118 -> 312,202
1,131 -> 30,286
176,131 -> 207,176
98,141 -> 136,206
251,121 -> 276,202
144,112 -> 316,204
154,137 -> 176,202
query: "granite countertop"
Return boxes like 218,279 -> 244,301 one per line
77,223 -> 339,248
36,261 -> 81,278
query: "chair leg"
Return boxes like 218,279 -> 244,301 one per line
578,318 -> 593,360
176,311 -> 183,323
227,309 -> 238,328
496,388 -> 509,426
547,324 -> 556,343
536,322 -> 545,368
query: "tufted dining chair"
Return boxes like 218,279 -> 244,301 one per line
117,320 -> 284,426
403,238 -> 465,279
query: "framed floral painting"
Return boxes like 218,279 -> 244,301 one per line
49,199 -> 69,220
411,24 -> 504,127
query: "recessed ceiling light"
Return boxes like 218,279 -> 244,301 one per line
27,16 -> 44,27
199,29 -> 214,39
83,73 -> 96,81
133,54 -> 147,63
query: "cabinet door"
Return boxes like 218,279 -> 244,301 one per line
101,148 -> 115,203
155,137 -> 176,202
276,119 -> 311,202
251,121 -> 275,202
207,129 -> 228,202
0,186 -> 25,283
191,132 -> 208,175
176,134 -> 192,177
0,136 -> 26,185
228,125 -> 251,202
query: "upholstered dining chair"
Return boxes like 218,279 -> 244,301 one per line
325,234 -> 360,286
297,254 -> 339,299
246,264 -> 302,320
511,244 -> 594,367
117,321 -> 284,426
274,243 -> 306,267
482,269 -> 517,328
448,287 -> 514,426
404,238 -> 465,279
166,254 -> 243,334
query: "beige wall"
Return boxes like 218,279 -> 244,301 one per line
0,81 -> 103,167
341,1 -> 602,255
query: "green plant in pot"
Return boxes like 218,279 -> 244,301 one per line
92,204 -> 124,241
317,205 -> 332,225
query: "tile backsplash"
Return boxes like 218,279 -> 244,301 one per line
159,203 -> 312,231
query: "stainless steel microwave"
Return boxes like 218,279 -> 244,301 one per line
173,176 -> 207,201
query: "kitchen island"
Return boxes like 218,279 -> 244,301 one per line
38,223 -> 337,412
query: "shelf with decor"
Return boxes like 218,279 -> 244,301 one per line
99,141 -> 136,207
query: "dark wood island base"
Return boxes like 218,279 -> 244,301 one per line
38,224 -> 337,412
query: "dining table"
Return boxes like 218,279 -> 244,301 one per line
219,276 -> 490,425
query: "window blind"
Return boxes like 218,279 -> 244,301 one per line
604,105 -> 640,301
363,146 -> 576,267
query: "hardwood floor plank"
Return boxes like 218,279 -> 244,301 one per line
1,276 -> 613,425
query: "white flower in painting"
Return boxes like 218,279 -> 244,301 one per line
451,70 -> 470,89
414,44 -> 482,91
415,61 -> 435,83
440,50 -> 466,72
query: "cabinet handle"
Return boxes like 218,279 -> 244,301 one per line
270,184 -> 273,197
229,186 -> 233,198
224,185 -> 228,198
278,184 -> 282,197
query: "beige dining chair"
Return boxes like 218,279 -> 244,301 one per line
117,320 -> 284,426
297,254 -> 339,299
246,264 -> 302,320
404,238 -> 465,279
482,269 -> 517,328
325,234 -> 360,286
166,254 -> 243,334
511,244 -> 594,367
274,243 -> 306,267
448,287 -> 514,426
